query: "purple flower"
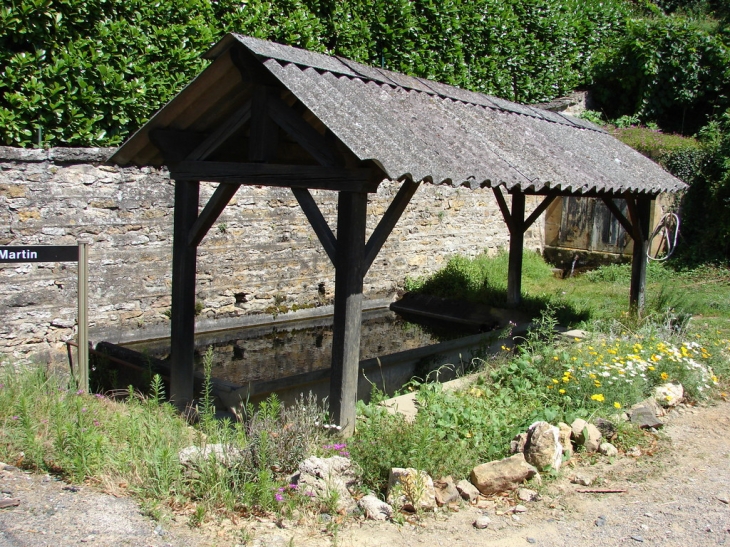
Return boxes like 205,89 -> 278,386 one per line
94,393 -> 104,399
81,407 -> 87,413
339,451 -> 350,457
278,487 -> 285,492
11,416 -> 19,421
93,420 -> 101,427
305,491 -> 315,497
275,493 -> 284,502
76,389 -> 84,395
288,484 -> 298,490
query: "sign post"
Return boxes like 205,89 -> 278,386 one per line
0,244 -> 89,391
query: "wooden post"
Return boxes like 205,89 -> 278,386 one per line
77,241 -> 89,393
629,198 -> 652,313
507,192 -> 525,307
330,191 -> 368,436
170,179 -> 200,409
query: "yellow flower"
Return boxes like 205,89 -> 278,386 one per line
559,389 -> 566,394
660,372 -> 669,380
591,394 -> 605,402
547,385 -> 554,390
552,379 -> 559,384
614,402 -> 621,409
553,356 -> 559,361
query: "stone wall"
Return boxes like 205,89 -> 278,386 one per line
0,147 -> 546,364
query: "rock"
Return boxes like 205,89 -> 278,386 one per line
297,456 -> 358,513
433,476 -> 460,507
470,454 -> 538,495
595,516 -> 606,527
627,446 -> 642,457
178,444 -> 246,468
629,404 -> 664,429
527,537 -> 537,544
358,495 -> 393,521
594,418 -> 617,440
570,418 -> 588,439
654,383 -> 684,407
599,442 -> 618,457
513,504 -> 527,513
518,488 -> 538,502
632,397 -> 666,417
524,421 -> 562,471
570,473 -> 593,486
474,515 -> 491,529
456,479 -> 481,503
572,422 -> 602,453
387,468 -> 436,512
717,495 -> 729,504
0,499 -> 20,509
510,432 -> 528,454
558,422 -> 574,460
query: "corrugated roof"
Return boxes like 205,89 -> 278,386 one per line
111,34 -> 686,195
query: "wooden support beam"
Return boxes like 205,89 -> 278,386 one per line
187,101 -> 252,161
188,183 -> 241,247
601,196 -> 634,236
364,179 -> 420,274
267,94 -> 343,168
149,129 -> 207,163
507,192 -> 526,307
524,194 -> 556,231
628,197 -> 652,313
330,191 -> 368,437
249,86 -> 278,162
170,179 -> 200,409
492,187 -> 515,234
169,161 -> 378,192
291,188 -> 337,265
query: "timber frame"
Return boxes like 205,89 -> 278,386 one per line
110,35 -> 681,436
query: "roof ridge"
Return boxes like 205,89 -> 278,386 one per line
228,34 -> 605,134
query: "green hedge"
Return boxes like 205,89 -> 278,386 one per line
0,0 -> 628,147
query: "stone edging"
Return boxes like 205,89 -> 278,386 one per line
0,146 -> 117,164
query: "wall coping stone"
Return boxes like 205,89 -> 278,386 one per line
0,146 -> 117,164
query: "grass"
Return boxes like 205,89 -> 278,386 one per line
1,251 -> 729,528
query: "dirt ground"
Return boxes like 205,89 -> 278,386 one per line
1,400 -> 729,547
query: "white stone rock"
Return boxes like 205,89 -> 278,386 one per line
654,383 -> 684,407
599,442 -> 618,457
358,495 -> 393,521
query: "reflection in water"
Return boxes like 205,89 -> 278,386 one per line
124,311 -> 456,387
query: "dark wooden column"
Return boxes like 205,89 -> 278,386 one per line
170,179 -> 200,408
330,191 -> 368,436
628,197 -> 652,313
507,191 -> 526,307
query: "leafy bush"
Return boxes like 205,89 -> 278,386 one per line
590,16 -> 730,134
0,0 -> 629,147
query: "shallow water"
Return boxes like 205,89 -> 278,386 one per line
124,311 -> 459,387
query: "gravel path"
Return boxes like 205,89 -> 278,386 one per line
1,401 -> 728,547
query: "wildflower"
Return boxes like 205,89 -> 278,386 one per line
660,372 -> 669,380
93,420 -> 101,427
11,416 -> 19,420
553,356 -> 559,361
275,493 -> 284,502
501,345 -> 510,351
559,389 -> 566,394
591,394 -> 605,402
288,484 -> 298,490
614,402 -> 621,409
552,379 -> 559,384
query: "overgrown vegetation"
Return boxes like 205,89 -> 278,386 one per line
350,300 -> 730,494
0,349 -> 331,522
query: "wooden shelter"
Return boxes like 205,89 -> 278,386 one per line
110,35 -> 686,434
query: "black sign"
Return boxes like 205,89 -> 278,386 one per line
0,246 -> 79,263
